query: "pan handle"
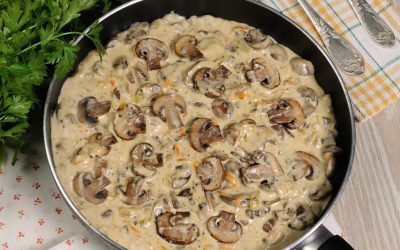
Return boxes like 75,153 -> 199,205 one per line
296,224 -> 354,250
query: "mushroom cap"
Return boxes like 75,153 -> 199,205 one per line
113,103 -> 146,140
77,97 -> 111,126
197,156 -> 224,191
174,35 -> 204,61
267,99 -> 305,129
244,29 -> 272,50
211,98 -> 234,119
269,44 -> 288,63
189,118 -> 222,152
298,87 -> 318,117
223,119 -> 256,146
296,151 -> 322,180
309,179 -> 333,201
246,57 -> 280,89
241,151 -> 281,183
131,143 -> 163,168
290,57 -> 315,76
207,211 -> 243,243
192,65 -> 231,98
135,38 -> 169,70
152,94 -> 187,129
73,172 -> 110,204
171,165 -> 192,189
288,204 -> 316,230
156,211 -> 199,245
120,176 -> 148,206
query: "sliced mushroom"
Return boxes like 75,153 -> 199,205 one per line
127,62 -> 149,84
309,179 -> 333,201
119,176 -> 148,206
262,218 -> 276,233
231,146 -> 251,164
114,104 -> 146,140
296,151 -> 322,180
192,65 -> 231,98
298,87 -> 318,117
135,38 -> 169,70
269,44 -> 288,63
207,211 -> 243,243
113,56 -> 129,73
290,57 -> 315,76
189,118 -> 222,152
171,165 -> 192,189
245,209 -> 269,220
223,119 -> 256,146
267,99 -> 305,129
197,156 -> 223,191
241,151 -> 282,183
94,160 -> 108,178
244,29 -> 272,50
174,35 -> 204,61
245,57 -> 280,89
288,204 -> 316,230
211,98 -> 234,119
152,94 -> 187,129
73,172 -> 110,204
131,143 -> 163,177
220,193 -> 256,208
135,83 -> 162,101
156,211 -> 199,245
77,97 -> 111,126
125,22 -> 149,44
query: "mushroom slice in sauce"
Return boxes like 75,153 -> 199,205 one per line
73,172 -> 110,204
296,151 -> 323,180
171,165 -> 192,189
152,94 -> 187,129
207,211 -> 243,243
77,97 -> 111,126
114,104 -> 146,140
189,118 -> 223,152
288,204 -> 316,230
290,57 -> 315,76
244,29 -> 272,50
309,179 -> 333,201
192,65 -> 231,98
174,35 -> 204,61
135,38 -> 169,70
267,99 -> 305,129
211,98 -> 234,119
127,61 -> 149,84
197,156 -> 223,191
220,193 -> 255,208
120,176 -> 148,206
298,87 -> 318,117
156,211 -> 199,245
245,57 -> 280,89
131,143 -> 163,177
241,151 -> 281,183
269,44 -> 288,63
223,119 -> 256,146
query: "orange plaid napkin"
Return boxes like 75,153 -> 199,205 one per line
259,0 -> 400,122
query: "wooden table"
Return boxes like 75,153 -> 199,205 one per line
332,100 -> 400,250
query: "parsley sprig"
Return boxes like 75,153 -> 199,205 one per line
0,0 -> 110,165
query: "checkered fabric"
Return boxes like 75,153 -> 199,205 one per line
258,0 -> 400,122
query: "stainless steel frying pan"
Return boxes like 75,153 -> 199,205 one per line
43,0 -> 356,249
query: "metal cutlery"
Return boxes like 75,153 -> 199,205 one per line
348,0 -> 396,47
297,0 -> 365,75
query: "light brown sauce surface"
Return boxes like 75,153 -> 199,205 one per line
51,13 -> 338,250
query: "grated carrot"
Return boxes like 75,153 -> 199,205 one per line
233,91 -> 250,100
110,79 -> 116,86
174,144 -> 180,156
179,127 -> 186,136
224,171 -> 239,188
129,224 -> 141,237
163,79 -> 175,88
232,25 -> 251,31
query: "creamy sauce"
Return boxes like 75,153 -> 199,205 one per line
51,13 -> 339,250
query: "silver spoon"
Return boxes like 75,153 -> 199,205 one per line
297,0 -> 365,75
348,0 -> 396,47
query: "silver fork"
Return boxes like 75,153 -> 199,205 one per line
297,0 -> 365,75
348,0 -> 396,47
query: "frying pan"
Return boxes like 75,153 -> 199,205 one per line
43,0 -> 356,249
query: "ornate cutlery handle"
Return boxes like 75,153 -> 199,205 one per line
349,0 -> 395,47
297,0 -> 365,75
